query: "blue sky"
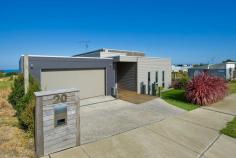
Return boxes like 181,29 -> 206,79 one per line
0,0 -> 236,69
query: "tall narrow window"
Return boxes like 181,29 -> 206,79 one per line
148,72 -> 151,95
155,71 -> 158,83
162,71 -> 165,87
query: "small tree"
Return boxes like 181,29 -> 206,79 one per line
185,73 -> 228,105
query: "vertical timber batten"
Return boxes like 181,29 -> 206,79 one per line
75,90 -> 80,146
23,55 -> 29,94
35,96 -> 44,157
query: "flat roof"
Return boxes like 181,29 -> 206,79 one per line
73,48 -> 145,57
21,54 -> 113,60
113,56 -> 169,62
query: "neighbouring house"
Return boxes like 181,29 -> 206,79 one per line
172,64 -> 193,72
20,48 -> 171,99
188,60 -> 236,80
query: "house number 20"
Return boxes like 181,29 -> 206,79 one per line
53,94 -> 67,104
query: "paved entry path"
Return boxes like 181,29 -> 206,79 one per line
48,94 -> 236,158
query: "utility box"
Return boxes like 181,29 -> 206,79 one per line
152,83 -> 159,96
140,82 -> 146,94
34,88 -> 80,158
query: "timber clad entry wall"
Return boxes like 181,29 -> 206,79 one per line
41,69 -> 105,99
117,62 -> 137,91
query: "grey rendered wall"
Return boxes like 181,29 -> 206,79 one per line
19,56 -> 24,72
23,56 -> 115,96
117,62 -> 137,91
137,57 -> 171,94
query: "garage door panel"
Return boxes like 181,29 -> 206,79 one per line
41,69 -> 105,99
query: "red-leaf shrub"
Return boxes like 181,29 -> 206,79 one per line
185,73 -> 228,106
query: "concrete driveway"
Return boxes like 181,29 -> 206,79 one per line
80,96 -> 185,144
45,94 -> 236,158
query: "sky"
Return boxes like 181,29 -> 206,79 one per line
0,0 -> 236,69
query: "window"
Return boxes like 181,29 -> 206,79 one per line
148,72 -> 151,81
155,71 -> 158,83
162,71 -> 165,87
148,72 -> 151,95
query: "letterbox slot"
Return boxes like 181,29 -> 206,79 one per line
57,119 -> 66,126
54,104 -> 67,127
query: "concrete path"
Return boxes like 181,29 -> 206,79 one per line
203,93 -> 236,116
80,97 -> 185,144
48,94 -> 236,158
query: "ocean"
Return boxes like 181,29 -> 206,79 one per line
0,69 -> 19,73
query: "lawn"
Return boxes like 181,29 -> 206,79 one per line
0,81 -> 13,89
0,77 -> 13,89
229,80 -> 236,94
221,117 -> 236,139
161,89 -> 199,111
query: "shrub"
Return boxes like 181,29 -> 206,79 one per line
8,74 -> 25,108
8,74 -> 40,135
19,99 -> 35,135
185,72 -> 228,105
172,78 -> 188,89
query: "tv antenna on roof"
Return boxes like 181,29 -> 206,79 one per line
208,57 -> 216,64
78,40 -> 91,51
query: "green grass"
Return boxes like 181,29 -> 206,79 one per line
229,81 -> 236,94
0,79 -> 13,89
221,117 -> 236,139
161,89 -> 199,111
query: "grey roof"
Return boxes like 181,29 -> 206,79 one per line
191,63 -> 226,70
222,59 -> 236,63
